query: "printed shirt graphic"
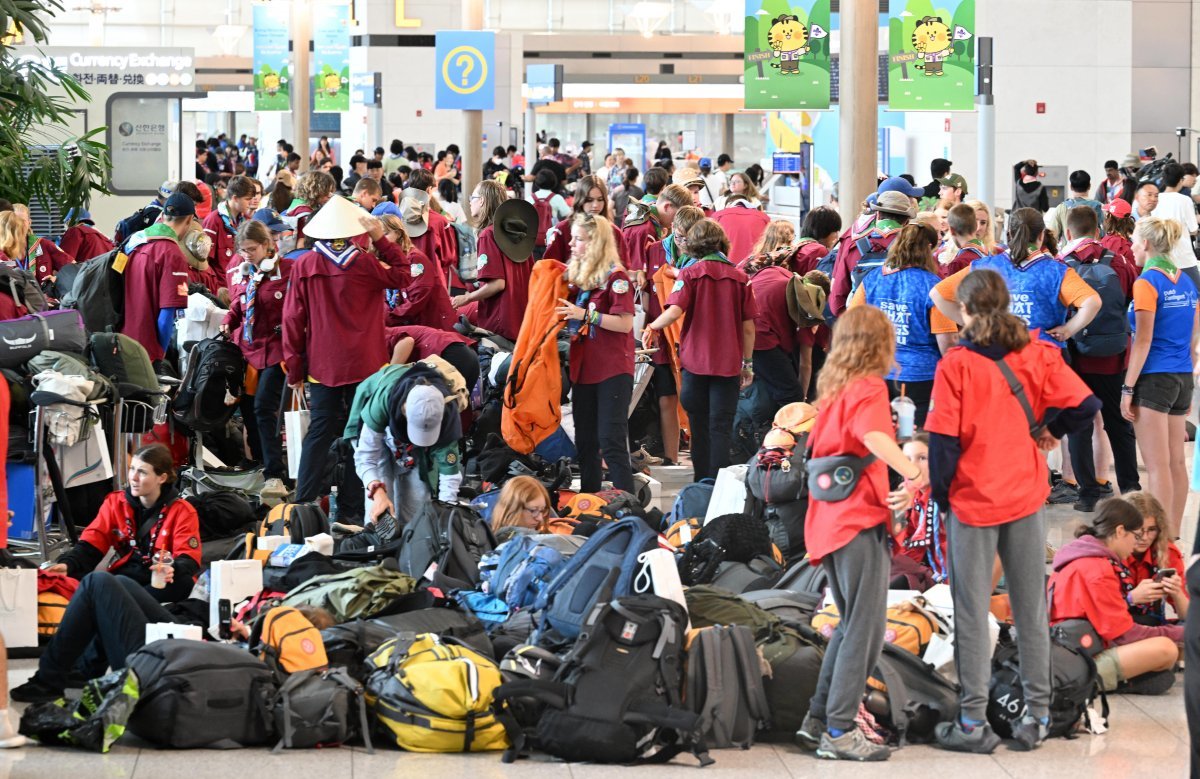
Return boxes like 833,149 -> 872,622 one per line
852,266 -> 956,381
1131,267 -> 1199,375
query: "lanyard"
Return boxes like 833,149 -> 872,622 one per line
123,500 -> 169,564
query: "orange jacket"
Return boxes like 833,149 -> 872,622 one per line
652,263 -> 689,433
502,260 -> 567,453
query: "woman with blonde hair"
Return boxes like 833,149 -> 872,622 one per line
742,219 -> 795,273
1122,216 -> 1200,539
491,475 -> 555,542
0,212 -> 26,263
963,199 -> 1001,254
1122,491 -> 1188,623
554,214 -> 636,492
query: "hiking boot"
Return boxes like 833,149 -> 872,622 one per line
795,712 -> 825,752
1047,481 -> 1079,504
261,477 -> 289,503
630,446 -> 663,471
934,720 -> 1001,754
1073,495 -> 1099,513
1097,481 -> 1114,497
1117,668 -> 1176,695
10,675 -> 64,704
816,729 -> 890,761
1008,715 -> 1048,751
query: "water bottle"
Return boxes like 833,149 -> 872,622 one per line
329,485 -> 340,522
151,550 -> 173,589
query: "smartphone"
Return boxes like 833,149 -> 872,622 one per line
1154,568 -> 1177,582
218,598 -> 232,640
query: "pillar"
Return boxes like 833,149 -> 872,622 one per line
461,0 -> 485,197
837,0 -> 878,227
290,0 -> 311,172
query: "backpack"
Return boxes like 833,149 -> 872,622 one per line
986,631 -> 1107,739
665,478 -> 715,525
848,234 -> 891,296
812,602 -> 942,656
37,591 -> 69,641
708,556 -> 784,594
26,350 -> 115,402
262,501 -> 330,544
186,490 -> 258,540
531,194 -> 554,248
740,588 -> 821,625
1065,252 -> 1130,356
365,633 -> 510,753
495,594 -> 711,766
88,332 -> 157,391
678,513 -> 778,587
126,639 -> 277,748
280,565 -> 418,623
0,264 -> 46,315
62,250 -> 125,334
396,501 -> 497,589
867,642 -> 961,743
533,518 -> 662,642
113,203 -> 163,247
372,607 -> 495,659
253,606 -> 329,674
774,557 -> 829,595
482,533 -> 584,610
271,667 -> 373,751
0,310 -> 87,370
685,624 -> 771,749
171,335 -> 245,432
450,219 -> 479,282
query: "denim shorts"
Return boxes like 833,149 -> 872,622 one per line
1133,372 -> 1194,416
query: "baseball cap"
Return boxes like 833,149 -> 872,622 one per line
162,192 -> 196,218
252,207 -> 291,233
159,180 -> 178,199
64,207 -> 91,224
1102,198 -> 1132,219
698,157 -> 713,170
372,201 -> 403,219
405,384 -> 445,447
938,173 -> 969,194
872,176 -> 924,201
581,141 -> 593,149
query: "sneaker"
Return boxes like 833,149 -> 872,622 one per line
630,446 -> 663,470
1096,481 -> 1114,497
0,711 -> 25,749
261,477 -> 288,502
1117,668 -> 1176,695
1008,715 -> 1048,751
1047,481 -> 1079,504
795,712 -> 825,752
934,720 -> 1001,754
815,729 -> 890,761
10,675 -> 64,704
1072,495 -> 1098,513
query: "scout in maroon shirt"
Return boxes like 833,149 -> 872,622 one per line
121,195 -> 197,362
202,175 -> 257,275
59,210 -> 114,264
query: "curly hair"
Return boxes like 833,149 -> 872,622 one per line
815,305 -> 895,403
293,171 -> 337,208
566,214 -> 622,291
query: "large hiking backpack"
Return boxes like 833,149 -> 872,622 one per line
88,332 -> 157,391
396,501 -> 497,588
235,501 -> 329,561
172,335 -> 246,432
665,478 -> 715,525
482,533 -> 584,610
0,310 -> 87,369
271,667 -> 373,751
450,219 -> 479,282
745,446 -> 809,561
127,639 -> 277,748
531,193 -> 554,248
365,632 -> 509,752
533,518 -> 662,641
280,565 -> 418,622
1066,252 -> 1130,356
678,513 -> 777,587
685,624 -> 771,750
186,490 -> 258,540
987,631 -> 1107,739
848,234 -> 890,297
63,250 -> 125,334
0,264 -> 46,315
774,557 -> 829,595
868,642 -> 961,743
495,593 -> 711,766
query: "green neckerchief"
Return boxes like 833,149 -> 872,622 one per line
966,238 -> 985,249
144,222 -> 177,240
691,251 -> 731,266
286,197 -> 306,212
640,193 -> 657,205
875,218 -> 901,231
1144,255 -> 1178,276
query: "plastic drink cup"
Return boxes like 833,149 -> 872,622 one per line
892,395 -> 916,439
151,550 -> 174,589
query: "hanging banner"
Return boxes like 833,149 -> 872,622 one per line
252,2 -> 290,111
312,2 -> 351,112
742,0 -> 831,111
887,0 -> 975,111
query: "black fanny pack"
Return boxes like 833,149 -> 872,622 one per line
1050,618 -> 1105,657
806,453 -> 877,502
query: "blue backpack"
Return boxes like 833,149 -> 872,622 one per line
665,479 -> 715,527
848,234 -> 890,296
534,519 -> 661,640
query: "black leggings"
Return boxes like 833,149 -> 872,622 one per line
572,374 -> 634,493
681,370 -> 739,481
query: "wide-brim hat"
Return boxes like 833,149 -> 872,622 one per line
774,401 -> 818,434
398,188 -> 430,238
673,167 -> 705,189
494,199 -> 538,262
785,275 -> 827,327
869,190 -> 917,219
303,194 -> 369,240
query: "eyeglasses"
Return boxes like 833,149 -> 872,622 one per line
1132,526 -> 1159,541
469,194 -> 483,201
672,232 -> 688,243
523,505 -> 549,517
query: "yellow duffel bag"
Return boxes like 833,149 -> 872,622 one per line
811,602 -> 941,656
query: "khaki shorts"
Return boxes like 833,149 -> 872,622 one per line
1094,647 -> 1124,692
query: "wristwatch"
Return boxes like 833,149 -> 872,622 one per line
1120,384 -> 1135,396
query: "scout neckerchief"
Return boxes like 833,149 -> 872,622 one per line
1015,246 -> 1052,269
217,201 -> 243,236
1144,255 -> 1180,281
694,251 -> 732,266
121,488 -> 171,566
1106,555 -> 1135,602
314,238 -> 358,270
241,256 -> 277,344
903,490 -> 948,583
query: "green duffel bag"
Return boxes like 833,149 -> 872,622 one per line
281,565 -> 418,623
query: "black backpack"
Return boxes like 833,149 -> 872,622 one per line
395,501 -> 497,589
114,203 -> 163,247
0,264 -> 46,314
495,592 -> 712,766
126,639 -> 277,748
869,642 -> 961,743
172,335 -> 246,433
848,234 -> 890,296
1065,251 -> 1130,356
987,630 -> 1107,739
61,250 -> 125,334
678,513 -> 775,587
187,490 -> 258,540
745,445 -> 810,562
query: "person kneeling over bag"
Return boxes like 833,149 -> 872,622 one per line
345,363 -> 463,535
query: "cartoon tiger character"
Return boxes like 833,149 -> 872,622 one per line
768,14 -> 809,75
911,16 -> 952,76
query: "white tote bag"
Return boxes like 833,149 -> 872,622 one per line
208,559 -> 264,632
0,568 -> 38,648
284,388 -> 310,480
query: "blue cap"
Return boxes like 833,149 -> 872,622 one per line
698,157 -> 712,169
252,207 -> 290,233
372,201 -> 402,218
866,176 -> 925,206
162,192 -> 196,218
64,207 -> 91,224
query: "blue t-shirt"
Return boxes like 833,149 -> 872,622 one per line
1131,266 -> 1198,375
973,252 -> 1068,344
862,266 -> 943,382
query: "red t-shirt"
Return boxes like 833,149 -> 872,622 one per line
804,376 -> 893,563
384,248 -> 457,332
58,223 -> 114,264
622,218 -> 663,273
224,257 -> 294,370
568,269 -> 636,385
473,225 -> 533,342
121,237 -> 190,362
712,205 -> 770,265
749,265 -> 797,353
666,259 -> 756,377
384,324 -> 474,358
925,339 -> 1094,526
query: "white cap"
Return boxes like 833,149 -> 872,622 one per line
405,384 -> 446,447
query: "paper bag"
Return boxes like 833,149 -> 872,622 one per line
145,622 -> 202,643
284,390 -> 310,480
634,548 -> 690,630
0,568 -> 38,648
703,464 -> 750,523
57,424 -> 114,488
208,559 -> 263,630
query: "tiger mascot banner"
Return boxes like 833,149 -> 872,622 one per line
887,0 -> 975,111
743,0 -> 831,110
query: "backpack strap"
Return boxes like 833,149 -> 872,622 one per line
990,356 -> 1043,437
855,236 -> 872,259
728,626 -> 772,725
329,667 -> 375,754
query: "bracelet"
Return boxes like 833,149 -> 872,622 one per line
1121,384 -> 1135,396
741,359 -> 753,368
587,309 -> 601,326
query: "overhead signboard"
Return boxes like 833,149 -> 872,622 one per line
525,64 -> 563,105
435,31 -> 495,110
13,46 -> 196,92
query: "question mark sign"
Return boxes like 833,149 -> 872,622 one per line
456,53 -> 474,86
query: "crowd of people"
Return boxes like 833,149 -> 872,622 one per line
0,134 -> 1195,761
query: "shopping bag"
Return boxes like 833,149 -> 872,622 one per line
0,568 -> 38,648
56,424 -> 114,488
284,388 -> 310,480
703,464 -> 750,523
208,559 -> 264,633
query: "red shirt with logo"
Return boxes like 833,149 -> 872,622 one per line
568,268 -> 636,385
666,258 -> 756,377
121,236 -> 191,362
78,491 -> 202,576
385,248 -> 457,332
224,257 -> 295,370
473,226 -> 533,342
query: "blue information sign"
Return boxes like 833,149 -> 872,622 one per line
435,31 -> 495,110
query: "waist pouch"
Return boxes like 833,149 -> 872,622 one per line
806,453 -> 877,503
1050,618 -> 1105,657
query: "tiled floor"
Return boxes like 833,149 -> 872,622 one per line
2,465 -> 1194,776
